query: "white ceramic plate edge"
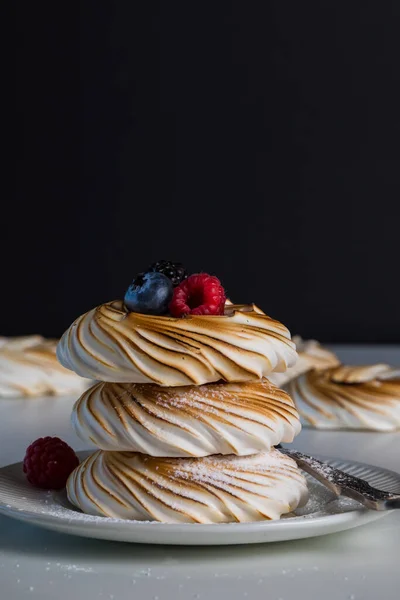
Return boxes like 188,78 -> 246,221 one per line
0,455 -> 398,545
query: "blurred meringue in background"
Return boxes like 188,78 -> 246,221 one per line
268,335 -> 340,387
269,336 -> 400,431
0,336 -> 90,398
288,363 -> 400,431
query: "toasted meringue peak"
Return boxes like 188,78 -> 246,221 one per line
288,364 -> 400,431
66,448 -> 308,522
329,364 -> 400,383
57,301 -> 297,386
0,335 -> 89,398
71,379 -> 301,457
268,336 -> 339,387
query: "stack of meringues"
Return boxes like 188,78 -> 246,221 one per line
57,300 -> 309,523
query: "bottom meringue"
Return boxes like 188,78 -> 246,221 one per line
67,449 -> 309,523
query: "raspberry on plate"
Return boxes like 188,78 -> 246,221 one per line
169,273 -> 226,317
23,436 -> 79,490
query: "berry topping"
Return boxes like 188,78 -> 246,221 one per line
148,260 -> 187,287
124,272 -> 173,315
169,273 -> 226,317
23,436 -> 79,489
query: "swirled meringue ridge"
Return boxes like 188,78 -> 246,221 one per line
268,336 -> 339,387
71,379 -> 301,456
66,449 -> 309,523
57,301 -> 297,386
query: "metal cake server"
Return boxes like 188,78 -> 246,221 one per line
277,445 -> 400,511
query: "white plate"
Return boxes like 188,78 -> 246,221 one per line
0,453 -> 398,545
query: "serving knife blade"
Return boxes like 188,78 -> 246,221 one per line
277,445 -> 400,511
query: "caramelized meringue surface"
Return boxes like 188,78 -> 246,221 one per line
268,336 -> 339,387
57,301 -> 297,386
288,364 -> 400,431
0,335 -> 88,397
66,448 -> 308,523
72,379 -> 301,456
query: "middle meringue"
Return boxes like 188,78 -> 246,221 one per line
72,378 -> 301,457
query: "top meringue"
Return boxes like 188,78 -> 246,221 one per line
0,335 -> 89,397
57,301 -> 297,387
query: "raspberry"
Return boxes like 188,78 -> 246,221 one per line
23,436 -> 79,490
169,273 -> 226,317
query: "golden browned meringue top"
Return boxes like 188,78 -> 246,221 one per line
0,335 -> 89,397
57,301 -> 297,386
288,364 -> 400,431
71,378 -> 301,456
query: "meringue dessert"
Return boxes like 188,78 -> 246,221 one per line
59,264 -> 308,522
288,363 -> 400,431
71,379 -> 301,456
57,301 -> 298,386
268,336 -> 339,388
0,335 -> 89,398
67,449 -> 308,523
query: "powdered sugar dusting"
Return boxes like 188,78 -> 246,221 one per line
172,449 -> 293,485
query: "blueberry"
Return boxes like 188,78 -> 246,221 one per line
124,272 -> 173,315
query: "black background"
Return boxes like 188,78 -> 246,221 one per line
11,2 -> 400,342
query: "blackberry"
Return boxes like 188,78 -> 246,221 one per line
148,260 -> 187,287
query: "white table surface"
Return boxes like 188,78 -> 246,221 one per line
0,345 -> 399,600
